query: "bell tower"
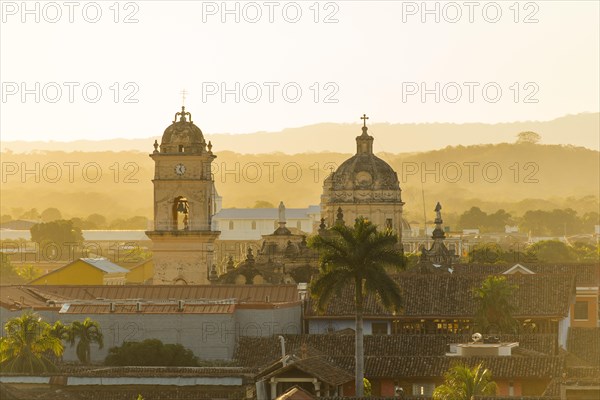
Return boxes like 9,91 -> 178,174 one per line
145,106 -> 220,284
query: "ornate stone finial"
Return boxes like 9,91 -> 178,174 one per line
419,245 -> 428,261
207,141 -> 213,152
209,264 -> 218,281
360,113 -> 370,136
246,247 -> 255,263
153,139 -> 159,153
319,218 -> 326,231
356,113 -> 374,154
173,106 -> 193,123
226,255 -> 235,271
278,201 -> 286,223
432,201 -> 445,240
335,207 -> 345,225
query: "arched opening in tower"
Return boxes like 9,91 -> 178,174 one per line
172,196 -> 190,231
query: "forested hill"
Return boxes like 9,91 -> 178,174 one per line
2,113 -> 598,154
1,142 -> 598,223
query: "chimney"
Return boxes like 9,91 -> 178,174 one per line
109,302 -> 116,313
178,300 -> 185,312
136,302 -> 142,312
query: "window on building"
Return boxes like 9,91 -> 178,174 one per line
574,301 -> 589,320
228,221 -> 234,230
251,221 -> 257,230
178,145 -> 184,153
371,322 -> 388,335
412,383 -> 435,397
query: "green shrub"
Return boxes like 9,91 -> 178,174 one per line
104,339 -> 198,366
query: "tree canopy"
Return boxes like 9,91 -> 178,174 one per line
473,276 -> 518,334
30,220 -> 83,248
105,339 -> 198,366
0,312 -> 63,373
433,362 -> 497,400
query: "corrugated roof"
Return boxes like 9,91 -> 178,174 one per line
0,286 -> 53,310
80,258 -> 130,274
213,207 -> 320,220
25,284 -> 300,304
62,303 -> 236,314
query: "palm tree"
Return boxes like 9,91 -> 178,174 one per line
48,320 -> 71,363
68,318 -> 104,364
473,275 -> 518,334
0,311 -> 63,373
433,362 -> 497,400
309,217 -> 405,396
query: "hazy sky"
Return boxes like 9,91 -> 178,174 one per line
1,1 -> 598,142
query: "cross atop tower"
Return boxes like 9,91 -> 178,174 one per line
180,89 -> 188,106
361,113 -> 369,128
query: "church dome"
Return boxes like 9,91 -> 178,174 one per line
325,119 -> 400,193
159,106 -> 209,154
331,151 -> 400,191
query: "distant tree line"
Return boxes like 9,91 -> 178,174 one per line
457,206 -> 598,235
468,240 -> 598,264
1,208 -> 149,230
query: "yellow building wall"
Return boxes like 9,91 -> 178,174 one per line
29,260 -> 105,285
126,259 -> 154,284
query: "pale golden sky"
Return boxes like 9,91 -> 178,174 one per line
1,1 -> 598,142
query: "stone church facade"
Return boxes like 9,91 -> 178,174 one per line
320,115 -> 405,240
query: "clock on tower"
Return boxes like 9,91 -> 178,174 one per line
145,106 -> 220,285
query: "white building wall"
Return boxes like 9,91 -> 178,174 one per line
1,305 -> 300,363
558,310 -> 571,350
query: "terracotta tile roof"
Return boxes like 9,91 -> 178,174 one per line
330,356 -> 563,378
262,356 -> 353,387
567,328 -> 600,366
543,367 -> 600,397
55,366 -> 254,377
452,263 -> 599,287
477,397 -> 558,400
234,334 -> 558,369
0,385 -> 250,400
306,274 -> 575,318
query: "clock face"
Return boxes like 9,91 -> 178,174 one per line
174,163 -> 186,175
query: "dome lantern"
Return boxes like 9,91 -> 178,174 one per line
158,106 -> 207,154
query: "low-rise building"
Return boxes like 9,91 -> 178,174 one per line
28,258 -> 129,285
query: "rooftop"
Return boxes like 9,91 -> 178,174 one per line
306,273 -> 576,318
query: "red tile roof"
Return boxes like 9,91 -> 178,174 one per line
234,334 -> 558,370
306,274 -> 575,318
